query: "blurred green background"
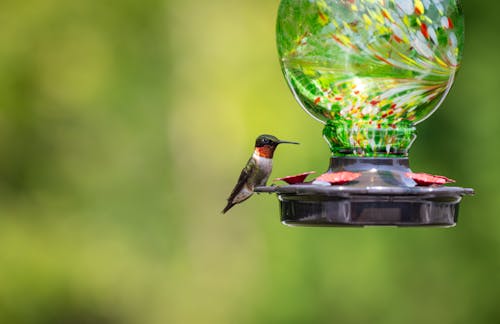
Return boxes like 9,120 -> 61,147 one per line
0,0 -> 498,323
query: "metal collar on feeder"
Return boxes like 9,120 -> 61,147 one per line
254,0 -> 474,227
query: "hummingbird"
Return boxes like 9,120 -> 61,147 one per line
222,134 -> 299,214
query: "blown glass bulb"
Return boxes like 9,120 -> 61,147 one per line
277,0 -> 464,156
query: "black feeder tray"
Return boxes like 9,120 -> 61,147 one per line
256,157 -> 474,227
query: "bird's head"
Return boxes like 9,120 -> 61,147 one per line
254,134 -> 299,158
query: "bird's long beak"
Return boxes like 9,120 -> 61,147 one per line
278,140 -> 300,145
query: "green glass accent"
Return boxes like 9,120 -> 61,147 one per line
277,0 -> 464,157
323,119 -> 416,157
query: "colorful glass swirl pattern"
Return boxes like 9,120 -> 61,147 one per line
277,0 -> 464,156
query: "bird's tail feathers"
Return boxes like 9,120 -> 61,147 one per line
222,201 -> 235,214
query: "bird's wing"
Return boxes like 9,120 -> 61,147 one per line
226,157 -> 254,203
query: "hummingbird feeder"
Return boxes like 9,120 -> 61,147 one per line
255,0 -> 474,227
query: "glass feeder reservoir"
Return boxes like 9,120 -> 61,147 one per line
256,0 -> 473,227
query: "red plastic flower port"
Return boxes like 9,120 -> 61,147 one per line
315,172 -> 362,185
274,171 -> 316,185
405,172 -> 456,186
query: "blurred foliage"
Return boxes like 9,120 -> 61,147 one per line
0,0 -> 499,323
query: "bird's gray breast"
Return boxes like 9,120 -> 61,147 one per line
252,155 -> 273,187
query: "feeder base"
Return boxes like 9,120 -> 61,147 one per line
256,157 -> 474,227
256,185 -> 474,227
